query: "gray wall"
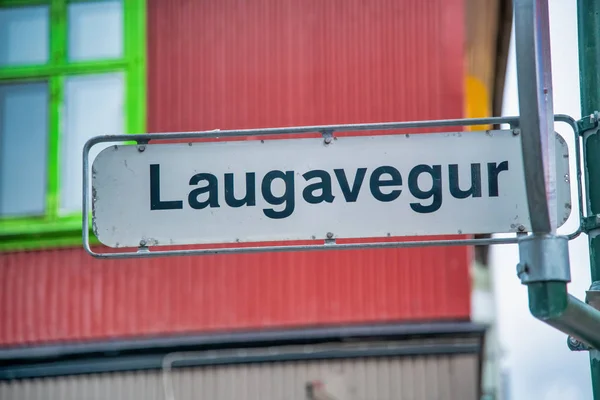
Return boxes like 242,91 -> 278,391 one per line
0,354 -> 480,399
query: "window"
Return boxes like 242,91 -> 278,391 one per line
0,5 -> 49,66
0,0 -> 145,250
0,82 -> 49,217
68,1 -> 124,61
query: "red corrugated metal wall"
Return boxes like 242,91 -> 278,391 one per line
0,246 -> 469,346
147,0 -> 463,130
0,0 -> 469,347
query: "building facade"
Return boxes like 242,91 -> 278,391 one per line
0,0 -> 511,398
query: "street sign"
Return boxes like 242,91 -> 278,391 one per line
90,130 -> 571,248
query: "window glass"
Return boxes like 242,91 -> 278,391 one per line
0,82 -> 48,217
61,73 -> 124,214
68,0 -> 123,61
0,6 -> 49,66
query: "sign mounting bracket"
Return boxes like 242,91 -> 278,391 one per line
82,114 -> 582,260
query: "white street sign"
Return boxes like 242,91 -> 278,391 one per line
91,130 -> 571,248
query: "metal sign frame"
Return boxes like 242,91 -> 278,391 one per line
82,113 -> 583,259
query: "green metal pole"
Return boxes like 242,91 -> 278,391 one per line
528,282 -> 600,349
577,0 -> 600,396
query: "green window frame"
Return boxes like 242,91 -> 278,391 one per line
0,0 -> 146,251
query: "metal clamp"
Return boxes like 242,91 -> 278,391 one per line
568,335 -> 592,351
321,129 -> 334,145
577,111 -> 600,134
586,281 -> 600,309
583,215 -> 600,233
517,234 -> 571,283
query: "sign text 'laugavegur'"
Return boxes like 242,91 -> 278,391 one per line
150,162 -> 509,219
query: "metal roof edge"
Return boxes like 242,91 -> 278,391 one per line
0,321 -> 486,379
0,332 -> 485,381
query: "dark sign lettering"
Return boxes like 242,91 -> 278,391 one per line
148,161 -> 510,219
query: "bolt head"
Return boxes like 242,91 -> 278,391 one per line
568,336 -> 579,345
324,136 -> 332,144
516,262 -> 530,280
517,225 -> 526,232
138,145 -> 146,152
512,129 -> 521,136
326,232 -> 334,239
139,239 -> 146,247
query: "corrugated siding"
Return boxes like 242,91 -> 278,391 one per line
0,246 -> 469,346
0,353 -> 479,400
147,0 -> 464,130
0,0 -> 471,346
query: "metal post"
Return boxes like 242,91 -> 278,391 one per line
514,0 -> 557,234
514,0 -> 600,387
577,0 -> 600,395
